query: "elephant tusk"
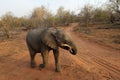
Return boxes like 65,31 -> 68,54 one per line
61,44 -> 68,47
61,44 -> 72,50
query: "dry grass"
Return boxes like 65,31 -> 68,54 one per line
74,23 -> 120,50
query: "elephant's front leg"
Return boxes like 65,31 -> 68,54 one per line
53,49 -> 61,72
39,50 -> 49,70
29,49 -> 36,68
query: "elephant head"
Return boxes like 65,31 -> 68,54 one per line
41,28 -> 77,55
53,30 -> 77,55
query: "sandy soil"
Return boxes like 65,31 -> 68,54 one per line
0,23 -> 120,80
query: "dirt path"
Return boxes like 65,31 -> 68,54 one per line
65,23 -> 120,80
0,24 -> 120,80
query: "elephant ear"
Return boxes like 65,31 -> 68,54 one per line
52,30 -> 64,43
41,29 -> 58,49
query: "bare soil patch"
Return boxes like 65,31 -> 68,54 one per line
0,23 -> 120,80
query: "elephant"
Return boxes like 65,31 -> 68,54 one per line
26,27 -> 77,72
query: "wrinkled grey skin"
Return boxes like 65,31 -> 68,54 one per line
26,27 -> 77,72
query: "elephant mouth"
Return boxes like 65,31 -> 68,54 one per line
61,44 -> 76,55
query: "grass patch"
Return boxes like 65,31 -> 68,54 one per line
97,24 -> 120,29
74,23 -> 120,49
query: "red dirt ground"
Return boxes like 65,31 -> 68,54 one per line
0,23 -> 120,80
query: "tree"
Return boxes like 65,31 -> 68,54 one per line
55,7 -> 65,25
55,6 -> 75,26
93,8 -> 110,23
1,12 -> 14,38
107,0 -> 120,23
109,0 -> 120,13
31,6 -> 53,27
80,4 -> 94,27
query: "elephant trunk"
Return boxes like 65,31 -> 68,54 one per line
69,43 -> 77,55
